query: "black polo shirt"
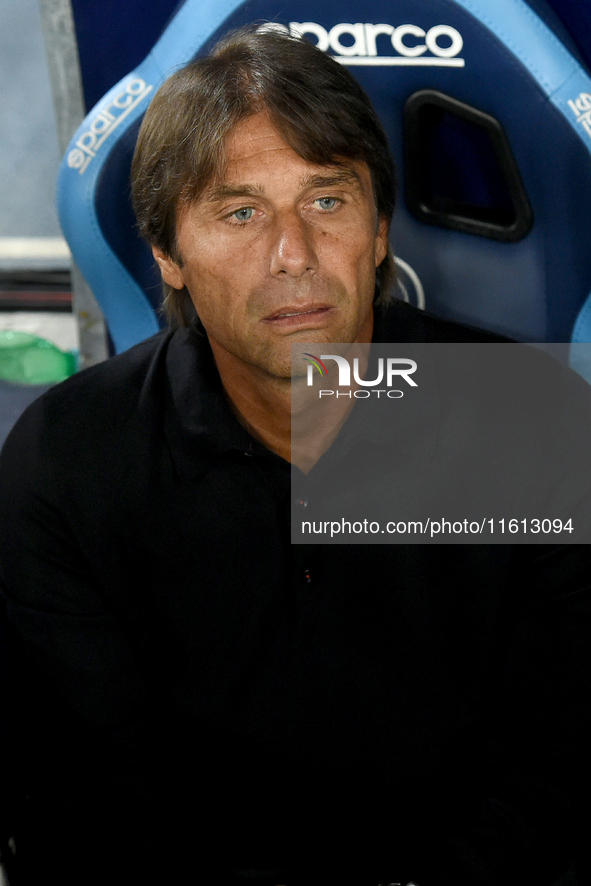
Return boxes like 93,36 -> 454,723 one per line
0,300 -> 589,886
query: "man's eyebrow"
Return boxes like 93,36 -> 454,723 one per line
203,168 -> 364,204
204,184 -> 266,204
300,169 -> 363,190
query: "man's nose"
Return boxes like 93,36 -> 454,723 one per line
269,212 -> 319,277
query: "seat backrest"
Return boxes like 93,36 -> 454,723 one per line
58,0 -> 591,373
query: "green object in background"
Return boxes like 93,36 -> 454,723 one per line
0,330 -> 77,385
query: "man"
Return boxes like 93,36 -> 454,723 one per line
0,26 -> 590,886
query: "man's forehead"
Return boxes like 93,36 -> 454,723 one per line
198,111 -> 372,196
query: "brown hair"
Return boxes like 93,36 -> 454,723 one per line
131,24 -> 396,326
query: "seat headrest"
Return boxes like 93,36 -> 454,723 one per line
59,0 -> 591,377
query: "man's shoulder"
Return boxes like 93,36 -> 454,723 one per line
29,330 -> 169,417
0,330 -> 173,478
377,299 -> 512,344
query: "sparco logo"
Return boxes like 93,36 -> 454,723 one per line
305,354 -> 418,399
68,78 -> 153,175
567,92 -> 591,141
260,21 -> 464,67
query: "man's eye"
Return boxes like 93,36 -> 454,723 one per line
315,196 -> 339,211
232,207 -> 255,222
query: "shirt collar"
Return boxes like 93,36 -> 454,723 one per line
163,300 -> 440,479
164,327 -> 261,479
334,300 -> 441,459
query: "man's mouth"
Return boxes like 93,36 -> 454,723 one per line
263,305 -> 333,328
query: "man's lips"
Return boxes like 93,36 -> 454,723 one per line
263,305 -> 333,327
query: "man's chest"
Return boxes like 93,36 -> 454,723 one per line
77,449 -> 513,764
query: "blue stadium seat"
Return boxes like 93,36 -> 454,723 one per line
58,0 -> 591,377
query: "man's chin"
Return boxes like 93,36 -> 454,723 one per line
248,317 -> 372,380
288,341 -> 360,381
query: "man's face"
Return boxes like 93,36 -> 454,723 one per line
153,112 -> 389,380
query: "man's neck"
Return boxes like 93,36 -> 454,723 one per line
210,345 -> 293,462
209,316 -> 374,472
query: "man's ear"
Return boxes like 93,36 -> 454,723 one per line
152,246 -> 186,290
375,216 -> 389,268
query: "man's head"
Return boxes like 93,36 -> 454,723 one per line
131,25 -> 396,378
